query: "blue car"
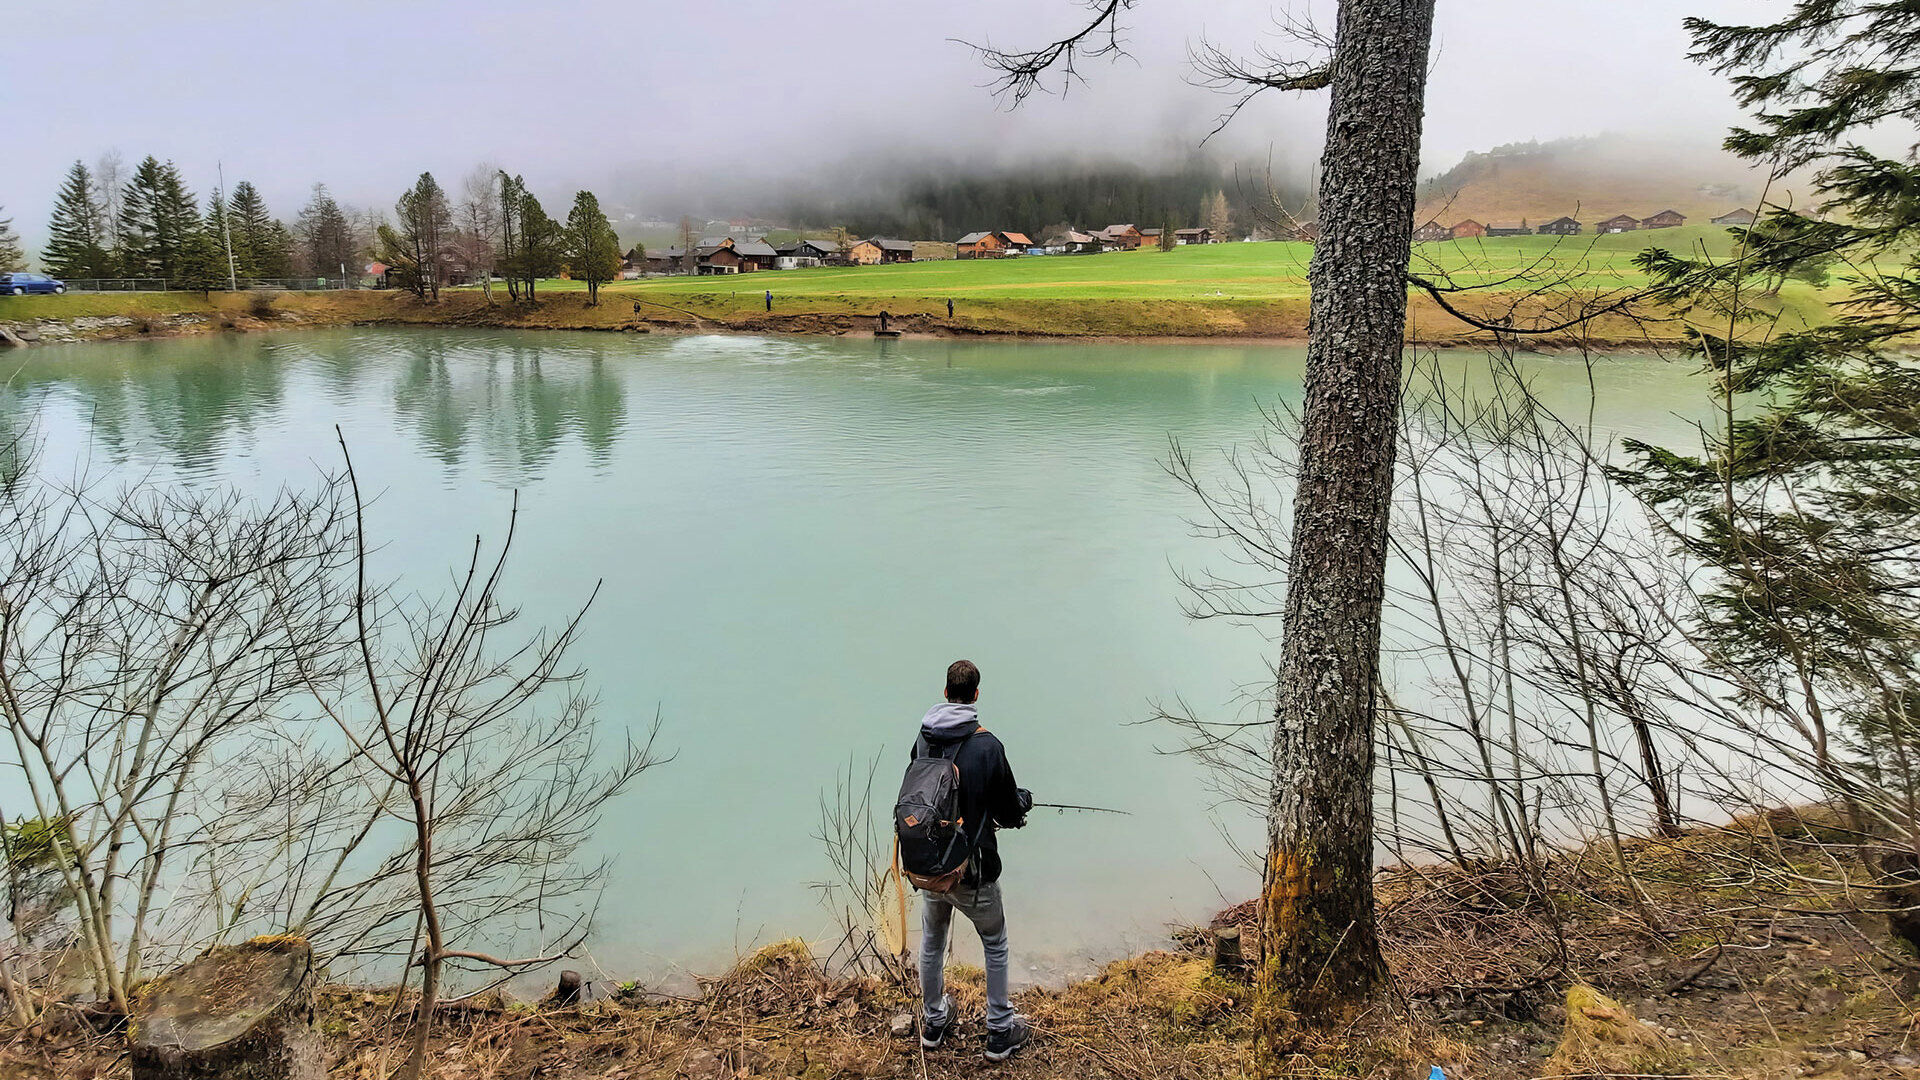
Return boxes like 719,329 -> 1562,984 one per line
0,272 -> 66,295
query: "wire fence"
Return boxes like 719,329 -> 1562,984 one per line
56,277 -> 371,293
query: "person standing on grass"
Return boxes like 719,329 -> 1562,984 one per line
906,659 -> 1032,1061
764,289 -> 772,312
947,297 -> 954,319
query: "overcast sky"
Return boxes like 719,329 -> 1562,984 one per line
3,0 -> 1759,245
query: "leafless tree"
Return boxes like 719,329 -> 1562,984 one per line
812,754 -> 911,983
327,432 -> 666,1080
459,165 -> 503,302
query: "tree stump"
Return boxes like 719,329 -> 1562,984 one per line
1210,927 -> 1245,977
551,969 -> 583,1007
129,936 -> 322,1080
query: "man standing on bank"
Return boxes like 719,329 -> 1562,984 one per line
902,659 -> 1032,1061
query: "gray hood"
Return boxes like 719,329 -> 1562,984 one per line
920,702 -> 978,733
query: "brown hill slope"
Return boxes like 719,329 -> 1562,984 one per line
1415,135 -> 1806,228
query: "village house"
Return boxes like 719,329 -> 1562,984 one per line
1486,222 -> 1533,237
1711,207 -> 1757,226
869,238 -> 916,264
844,238 -> 883,265
733,239 -> 779,272
1002,232 -> 1033,250
1040,227 -> 1100,254
1174,227 -> 1214,245
1597,214 -> 1639,234
1139,228 -> 1163,246
1642,209 -> 1687,229
696,244 -> 743,274
1537,216 -> 1581,236
957,231 -> 1006,258
1096,224 -> 1143,250
620,247 -> 648,279
1450,219 -> 1487,239
645,247 -> 688,274
776,238 -> 840,263
1412,220 -> 1453,243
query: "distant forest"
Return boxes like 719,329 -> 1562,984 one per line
776,157 -> 1307,241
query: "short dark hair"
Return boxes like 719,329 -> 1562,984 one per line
945,659 -> 980,703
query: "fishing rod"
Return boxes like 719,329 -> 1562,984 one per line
1031,801 -> 1130,815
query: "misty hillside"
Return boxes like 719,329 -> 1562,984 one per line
1415,135 -> 1795,227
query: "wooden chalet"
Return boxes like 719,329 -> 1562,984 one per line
1002,232 -> 1033,250
645,247 -> 688,274
1450,219 -> 1487,239
1139,228 -> 1163,245
1597,214 -> 1639,234
776,238 -> 841,262
1642,209 -> 1687,229
1711,207 -> 1757,226
1174,227 -> 1214,245
869,237 -> 916,264
1412,220 -> 1453,243
1485,222 -> 1533,237
845,239 -> 883,265
957,231 -> 1007,258
1538,216 -> 1581,236
696,240 -> 744,273
1097,224 -> 1143,250
1040,227 -> 1099,254
733,239 -> 778,272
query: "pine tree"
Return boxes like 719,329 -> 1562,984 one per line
1206,190 -> 1233,242
117,157 -> 200,283
296,184 -> 357,281
44,160 -> 113,278
203,192 -> 236,290
1624,2 -> 1920,937
516,190 -> 561,302
565,190 -> 621,306
495,172 -> 526,301
176,228 -> 227,294
228,181 -> 288,279
0,206 -> 26,272
1158,219 -> 1177,251
377,172 -> 454,300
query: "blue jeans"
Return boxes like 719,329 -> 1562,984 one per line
918,881 -> 1014,1031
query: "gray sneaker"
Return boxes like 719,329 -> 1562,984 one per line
984,1015 -> 1031,1062
920,995 -> 955,1050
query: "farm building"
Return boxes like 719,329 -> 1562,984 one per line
1174,227 -> 1214,244
1486,222 -> 1533,237
1597,214 -> 1639,234
1097,224 -> 1143,250
776,238 -> 841,262
845,239 -> 883,265
1450,219 -> 1487,239
1412,220 -> 1453,243
1642,209 -> 1687,229
1040,227 -> 1100,254
733,239 -> 778,272
1002,232 -> 1032,248
1139,228 -> 1163,245
870,238 -> 917,264
957,231 -> 1007,258
645,247 -> 688,274
1538,217 -> 1581,236
696,244 -> 743,274
1711,207 -> 1757,226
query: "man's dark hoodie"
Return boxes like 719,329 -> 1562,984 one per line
912,702 -> 1026,886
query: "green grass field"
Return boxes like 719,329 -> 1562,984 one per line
540,225 -> 1749,303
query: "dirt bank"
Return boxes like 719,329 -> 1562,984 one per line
6,811 -> 1912,1079
1,288 -> 1691,351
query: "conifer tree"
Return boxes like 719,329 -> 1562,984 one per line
495,172 -> 526,302
565,190 -> 621,305
203,191 -> 236,289
515,190 -> 562,302
377,172 -> 453,300
176,228 -> 227,295
44,160 -> 113,278
296,184 -> 357,281
1626,1 -> 1920,933
117,156 -> 200,283
228,181 -> 290,279
0,206 -> 25,272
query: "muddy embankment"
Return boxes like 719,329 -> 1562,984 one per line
1,288 -> 1690,351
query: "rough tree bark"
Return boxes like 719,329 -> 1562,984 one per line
1256,0 -> 1435,1051
129,936 -> 321,1080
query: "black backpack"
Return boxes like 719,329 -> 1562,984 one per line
894,731 -> 979,892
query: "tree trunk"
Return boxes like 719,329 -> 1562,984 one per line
1255,0 -> 1434,1055
129,937 -> 321,1080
